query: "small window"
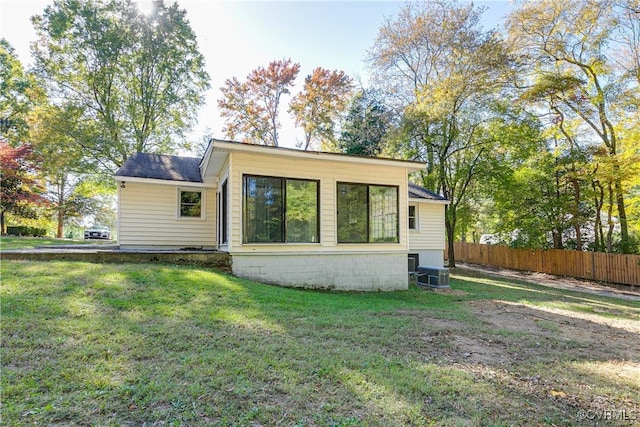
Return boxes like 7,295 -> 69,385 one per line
409,205 -> 417,230
180,190 -> 202,218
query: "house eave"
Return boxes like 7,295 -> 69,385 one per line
114,175 -> 216,188
210,139 -> 426,173
409,197 -> 450,205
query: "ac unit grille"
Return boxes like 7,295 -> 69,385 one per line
416,267 -> 450,289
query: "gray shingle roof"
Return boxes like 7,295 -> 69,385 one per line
115,153 -> 202,183
408,182 -> 448,201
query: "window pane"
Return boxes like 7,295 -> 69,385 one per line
180,191 -> 202,217
408,205 -> 416,229
370,185 -> 398,243
244,176 -> 284,242
286,179 -> 318,243
337,183 -> 368,243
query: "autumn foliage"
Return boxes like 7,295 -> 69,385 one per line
0,141 -> 46,233
218,58 -> 300,147
290,67 -> 353,150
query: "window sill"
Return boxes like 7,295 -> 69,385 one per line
242,242 -> 321,245
176,216 -> 207,221
337,242 -> 401,245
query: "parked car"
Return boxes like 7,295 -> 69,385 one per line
84,226 -> 111,240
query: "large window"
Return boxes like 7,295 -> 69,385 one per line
243,175 -> 319,243
179,190 -> 202,218
337,183 -> 399,243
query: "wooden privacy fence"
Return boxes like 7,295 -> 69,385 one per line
447,242 -> 640,286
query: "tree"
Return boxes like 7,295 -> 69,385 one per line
506,0 -> 638,252
31,0 -> 210,171
27,104 -> 108,238
0,39 -> 44,144
366,0 -> 512,266
0,141 -> 46,233
615,0 -> 640,87
191,126 -> 214,158
218,58 -> 300,147
289,67 -> 354,151
337,89 -> 393,156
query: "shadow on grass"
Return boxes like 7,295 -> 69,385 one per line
2,261 -> 639,426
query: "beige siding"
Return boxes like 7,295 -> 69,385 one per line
228,151 -> 410,253
118,182 -> 216,248
409,202 -> 446,251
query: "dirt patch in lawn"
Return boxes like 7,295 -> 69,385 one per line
454,262 -> 640,301
407,298 -> 639,367
395,296 -> 640,421
467,299 -> 639,362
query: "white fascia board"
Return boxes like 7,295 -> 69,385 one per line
114,175 -> 216,188
409,197 -> 450,205
212,139 -> 426,172
199,138 -> 214,177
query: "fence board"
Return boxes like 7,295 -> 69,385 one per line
448,242 -> 640,286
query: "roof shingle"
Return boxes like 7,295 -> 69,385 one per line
408,182 -> 448,201
115,153 -> 202,183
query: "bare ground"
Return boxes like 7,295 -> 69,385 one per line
400,267 -> 640,424
397,312 -> 639,424
454,262 -> 640,301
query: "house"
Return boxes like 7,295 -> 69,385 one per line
408,183 -> 449,270
114,139 -> 448,291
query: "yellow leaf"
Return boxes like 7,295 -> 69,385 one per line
550,390 -> 567,398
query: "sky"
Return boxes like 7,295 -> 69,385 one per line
0,0 -> 516,151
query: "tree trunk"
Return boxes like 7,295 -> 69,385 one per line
592,179 -> 605,252
614,179 -> 630,253
57,209 -> 64,239
553,149 -> 563,250
607,182 -> 615,252
445,205 -> 457,267
553,228 -> 564,249
0,210 -> 5,235
56,179 -> 65,239
571,172 -> 582,251
447,225 -> 456,268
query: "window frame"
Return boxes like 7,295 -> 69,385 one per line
177,188 -> 204,219
242,174 -> 320,244
408,204 -> 418,230
336,182 -> 399,244
217,178 -> 228,245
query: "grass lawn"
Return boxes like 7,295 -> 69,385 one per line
2,261 -> 639,426
1,236 -> 114,251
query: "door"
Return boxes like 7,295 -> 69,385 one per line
217,179 -> 228,247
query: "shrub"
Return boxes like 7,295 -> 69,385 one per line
6,226 -> 47,237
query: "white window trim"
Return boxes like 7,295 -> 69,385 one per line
409,204 -> 418,230
177,187 -> 206,220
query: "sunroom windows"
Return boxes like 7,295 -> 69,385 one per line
243,176 -> 400,244
337,182 -> 399,243
243,175 -> 319,243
